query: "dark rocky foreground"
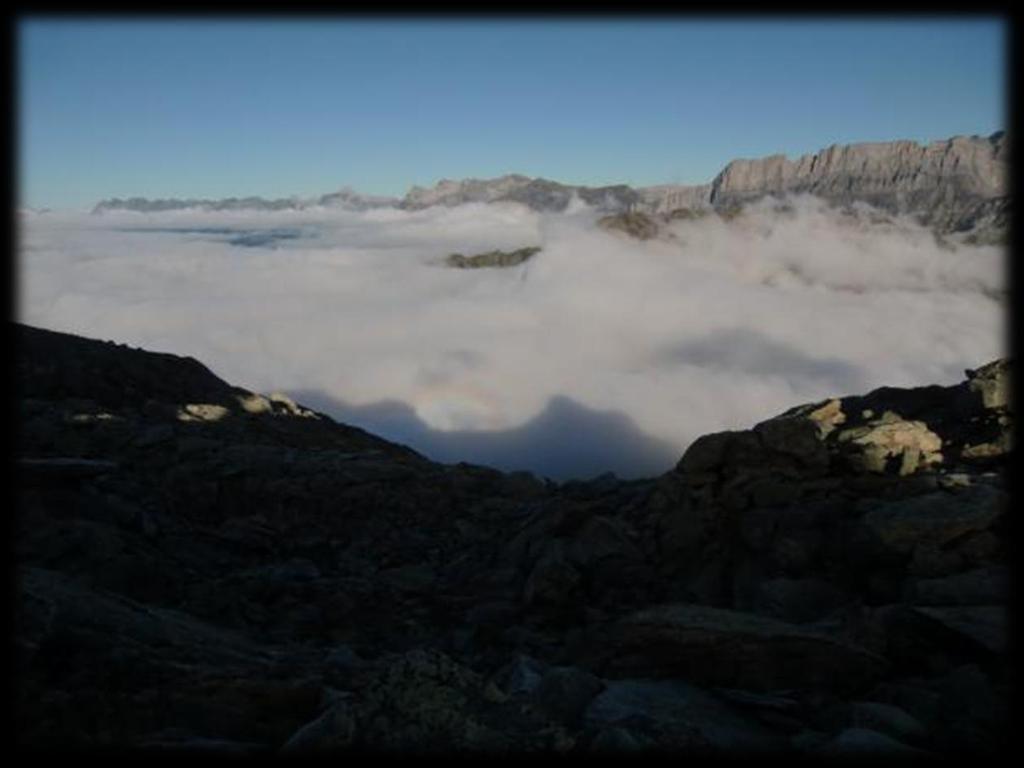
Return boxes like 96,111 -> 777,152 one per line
13,323 -> 1012,754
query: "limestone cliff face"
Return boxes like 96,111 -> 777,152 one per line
641,132 -> 1007,233
401,174 -> 639,213
91,132 -> 1008,237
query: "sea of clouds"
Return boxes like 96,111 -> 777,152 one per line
18,195 -> 1006,480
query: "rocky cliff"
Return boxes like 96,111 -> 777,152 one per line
91,132 -> 1007,240
14,324 -> 1011,754
401,174 -> 640,213
642,132 -> 1008,237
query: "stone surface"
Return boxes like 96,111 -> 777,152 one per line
594,604 -> 886,693
584,679 -> 786,752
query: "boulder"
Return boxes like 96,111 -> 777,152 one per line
906,566 -> 1008,606
857,484 -> 1004,557
490,654 -> 548,697
847,700 -> 928,744
966,359 -> 1011,410
522,541 -> 581,607
754,578 -> 849,624
820,727 -> 930,755
912,605 -> 1007,655
592,604 -> 885,693
584,679 -> 785,752
835,416 -> 943,474
534,666 -> 606,727
279,698 -> 356,752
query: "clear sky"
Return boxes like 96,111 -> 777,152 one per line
19,17 -> 1006,210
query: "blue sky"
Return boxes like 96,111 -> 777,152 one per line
19,17 -> 1006,209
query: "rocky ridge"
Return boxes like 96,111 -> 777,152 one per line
14,324 -> 1011,753
92,133 -> 1008,240
91,187 -> 401,215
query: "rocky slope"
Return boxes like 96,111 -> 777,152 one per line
14,323 -> 1011,754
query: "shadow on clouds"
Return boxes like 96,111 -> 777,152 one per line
658,327 -> 871,394
286,389 -> 681,482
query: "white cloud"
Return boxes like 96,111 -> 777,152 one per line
18,196 -> 1006,479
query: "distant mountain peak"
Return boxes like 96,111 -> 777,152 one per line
91,132 -> 1006,237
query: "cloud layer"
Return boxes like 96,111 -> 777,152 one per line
18,195 -> 1005,479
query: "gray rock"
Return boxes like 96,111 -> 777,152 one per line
566,515 -> 642,568
523,540 -> 581,606
279,699 -> 356,752
491,654 -> 548,697
445,247 -> 541,269
848,700 -> 928,743
907,566 -> 1008,606
323,645 -> 364,684
858,484 -> 1004,556
379,563 -> 437,593
821,727 -> 929,755
535,666 -> 605,726
705,133 -> 1006,235
594,603 -> 885,693
966,359 -> 1011,410
584,679 -> 785,752
588,725 -> 652,751
754,577 -> 848,624
913,605 -> 1007,654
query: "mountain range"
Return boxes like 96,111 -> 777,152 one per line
92,132 -> 1008,238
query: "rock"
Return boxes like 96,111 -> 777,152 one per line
279,698 -> 356,752
445,247 -> 541,269
597,211 -> 660,240
522,541 -> 581,607
835,417 -> 943,474
351,649 -> 530,751
490,654 -> 549,697
379,563 -> 436,593
857,484 -> 1004,557
906,566 -> 1008,606
588,725 -> 652,751
913,605 -> 1007,655
754,578 -> 848,624
966,359 -> 1011,410
14,322 -> 1012,752
566,515 -> 642,568
323,645 -> 364,685
752,413 -> 831,471
534,666 -> 605,727
790,729 -> 830,752
847,701 -> 928,744
704,133 -> 1006,235
584,679 -> 785,752
820,727 -> 929,755
936,664 -> 1008,754
594,604 -> 885,693
18,457 -> 119,484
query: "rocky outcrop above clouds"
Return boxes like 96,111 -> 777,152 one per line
445,246 -> 542,269
641,132 -> 1008,236
92,133 -> 1007,241
15,324 -> 1010,753
402,174 -> 640,213
92,187 -> 400,214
